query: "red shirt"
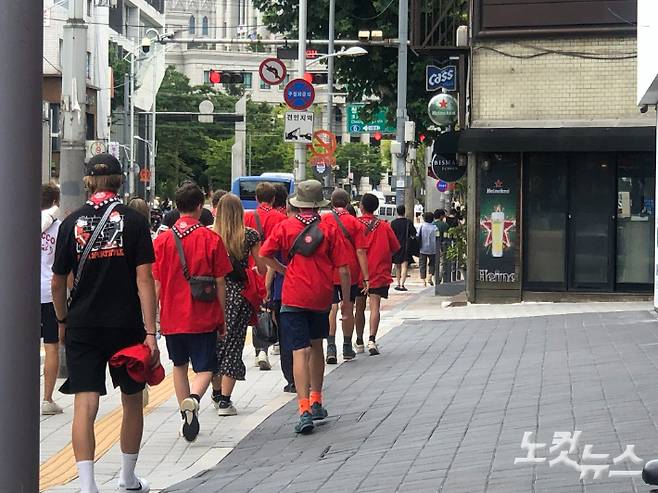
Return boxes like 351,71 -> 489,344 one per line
358,214 -> 401,289
260,214 -> 352,312
244,204 -> 287,240
153,217 -> 232,335
321,208 -> 367,285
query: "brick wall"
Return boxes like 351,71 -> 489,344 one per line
471,35 -> 653,124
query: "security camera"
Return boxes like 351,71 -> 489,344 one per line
141,37 -> 152,54
640,104 -> 649,114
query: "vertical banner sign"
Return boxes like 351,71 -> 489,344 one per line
478,160 -> 518,283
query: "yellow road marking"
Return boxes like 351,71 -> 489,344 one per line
40,329 -> 254,491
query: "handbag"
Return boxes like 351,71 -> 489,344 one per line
406,220 -> 420,257
227,255 -> 248,283
172,230 -> 217,302
253,309 -> 278,345
289,217 -> 324,258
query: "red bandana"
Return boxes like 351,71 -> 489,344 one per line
86,192 -> 121,210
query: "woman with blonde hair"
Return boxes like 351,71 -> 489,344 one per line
212,193 -> 266,415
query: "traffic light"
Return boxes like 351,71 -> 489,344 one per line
304,71 -> 328,85
208,70 -> 245,84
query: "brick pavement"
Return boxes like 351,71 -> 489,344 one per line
163,307 -> 658,493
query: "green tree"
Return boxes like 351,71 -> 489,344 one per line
334,143 -> 384,188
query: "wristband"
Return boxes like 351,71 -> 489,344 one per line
146,332 -> 157,337
56,317 -> 67,324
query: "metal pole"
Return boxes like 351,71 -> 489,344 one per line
395,0 -> 409,208
123,73 -> 130,198
150,51 -> 157,203
0,1 -> 41,490
129,54 -> 136,196
59,0 -> 88,216
295,0 -> 308,182
325,0 -> 336,190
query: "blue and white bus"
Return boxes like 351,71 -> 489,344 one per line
232,173 -> 295,211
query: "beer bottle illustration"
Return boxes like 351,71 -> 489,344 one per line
491,208 -> 505,258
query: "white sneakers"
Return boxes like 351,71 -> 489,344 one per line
118,476 -> 150,492
41,400 -> 63,415
354,343 -> 365,354
217,402 -> 238,416
367,340 -> 380,356
270,343 -> 280,355
257,350 -> 271,371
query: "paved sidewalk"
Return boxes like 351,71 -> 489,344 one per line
163,303 -> 658,493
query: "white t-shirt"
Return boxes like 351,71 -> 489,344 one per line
41,216 -> 61,304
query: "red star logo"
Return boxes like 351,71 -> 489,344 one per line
494,180 -> 503,188
439,99 -> 448,108
480,217 -> 516,250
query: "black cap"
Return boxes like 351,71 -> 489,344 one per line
85,153 -> 123,176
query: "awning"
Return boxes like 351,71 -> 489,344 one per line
435,127 -> 656,153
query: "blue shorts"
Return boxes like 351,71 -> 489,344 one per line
332,284 -> 359,304
280,310 -> 330,351
165,331 -> 218,373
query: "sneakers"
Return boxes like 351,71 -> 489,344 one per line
118,477 -> 150,492
283,382 -> 297,393
41,400 -> 63,415
179,397 -> 200,442
254,355 -> 260,367
211,392 -> 221,409
368,340 -> 380,356
270,343 -> 280,355
294,411 -> 315,434
326,343 -> 338,365
217,400 -> 237,416
311,402 -> 328,421
343,344 -> 356,361
354,342 -> 365,354
257,350 -> 271,371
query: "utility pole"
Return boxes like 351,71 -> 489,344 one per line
325,0 -> 336,190
149,49 -> 157,203
295,0 -> 308,182
123,73 -> 130,198
0,1 -> 41,490
129,54 -> 136,196
395,0 -> 409,209
59,0 -> 88,215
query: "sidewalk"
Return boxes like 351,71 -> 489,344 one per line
162,298 -> 658,493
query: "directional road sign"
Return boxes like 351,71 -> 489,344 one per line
284,111 -> 314,144
259,57 -> 287,86
284,78 -> 315,110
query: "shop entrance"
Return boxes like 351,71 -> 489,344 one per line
523,153 -> 655,292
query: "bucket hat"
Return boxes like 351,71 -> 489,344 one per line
288,180 -> 330,209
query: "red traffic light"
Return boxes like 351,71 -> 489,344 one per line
303,72 -> 314,83
209,70 -> 221,84
374,132 -> 383,141
419,134 -> 426,142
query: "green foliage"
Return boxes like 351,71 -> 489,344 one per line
445,223 -> 467,268
334,143 -> 384,187
109,43 -> 130,113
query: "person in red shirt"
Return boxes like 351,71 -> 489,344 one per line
321,189 -> 369,365
244,182 -> 287,370
153,182 -> 232,443
354,193 -> 401,356
260,180 -> 352,435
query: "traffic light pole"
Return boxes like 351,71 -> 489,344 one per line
59,0 -> 88,215
395,0 -> 409,210
0,2 -> 41,490
295,0 -> 308,182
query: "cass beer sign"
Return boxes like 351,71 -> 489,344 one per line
428,93 -> 458,127
426,65 -> 456,92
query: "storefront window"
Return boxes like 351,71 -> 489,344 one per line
616,153 -> 655,286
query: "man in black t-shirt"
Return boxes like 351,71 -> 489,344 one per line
52,153 -> 158,493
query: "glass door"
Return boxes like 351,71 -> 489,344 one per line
568,154 -> 616,291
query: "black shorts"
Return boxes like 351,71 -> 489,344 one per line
40,303 -> 59,344
60,327 -> 146,396
280,310 -> 330,351
165,331 -> 218,373
332,284 -> 359,304
357,285 -> 390,299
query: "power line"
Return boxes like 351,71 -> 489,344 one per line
349,0 -> 396,21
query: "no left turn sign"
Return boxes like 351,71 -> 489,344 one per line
259,57 -> 287,86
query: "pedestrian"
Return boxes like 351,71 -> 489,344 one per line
244,182 -> 287,371
446,208 -> 459,229
41,183 -> 63,415
418,212 -> 438,287
390,205 -> 416,291
152,182 -> 232,442
273,182 -> 289,214
161,181 -> 215,228
322,189 -> 369,365
51,153 -> 159,493
260,180 -> 352,434
354,193 -> 401,356
433,209 -> 450,283
268,182 -> 289,358
211,189 -> 227,218
212,193 -> 267,415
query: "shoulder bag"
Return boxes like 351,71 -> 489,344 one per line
289,218 -> 324,259
172,230 -> 218,302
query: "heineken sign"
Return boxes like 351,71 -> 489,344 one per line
428,93 -> 458,127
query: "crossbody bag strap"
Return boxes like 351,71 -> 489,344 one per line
68,201 -> 120,306
171,229 -> 192,281
254,211 -> 264,240
332,211 -> 353,243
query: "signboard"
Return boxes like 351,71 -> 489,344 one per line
436,180 -> 449,192
426,65 -> 457,92
259,57 -> 287,86
478,159 -> 518,284
284,78 -> 315,110
86,140 -> 107,160
284,111 -> 314,144
430,145 -> 465,183
277,46 -> 328,60
346,104 -> 396,135
139,168 -> 151,183
107,141 -> 121,159
428,93 -> 458,127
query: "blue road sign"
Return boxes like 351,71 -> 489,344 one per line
437,180 -> 449,192
284,78 -> 315,110
426,65 -> 457,92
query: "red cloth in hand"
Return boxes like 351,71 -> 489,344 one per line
242,267 -> 266,326
109,344 -> 165,386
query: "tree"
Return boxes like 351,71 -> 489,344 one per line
334,143 -> 384,188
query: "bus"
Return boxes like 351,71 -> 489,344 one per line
232,173 -> 295,211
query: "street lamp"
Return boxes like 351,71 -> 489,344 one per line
306,46 -> 368,67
